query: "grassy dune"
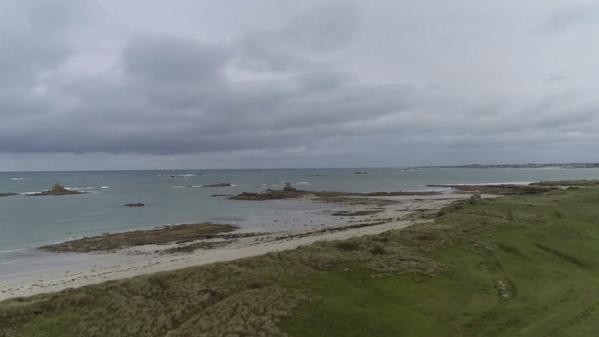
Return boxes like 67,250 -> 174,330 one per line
3,185 -> 599,336
284,187 -> 599,336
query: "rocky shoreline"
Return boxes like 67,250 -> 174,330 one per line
426,184 -> 555,195
39,223 -> 237,253
229,183 -> 442,201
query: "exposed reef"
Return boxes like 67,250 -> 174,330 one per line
230,190 -> 305,200
331,209 -> 384,216
124,203 -> 145,207
29,183 -> 86,196
39,223 -> 237,253
202,183 -> 233,187
531,179 -> 599,187
426,184 -> 555,195
229,185 -> 441,201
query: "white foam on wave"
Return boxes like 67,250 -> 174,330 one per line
20,191 -> 42,196
174,184 -> 214,188
0,260 -> 19,266
160,173 -> 199,178
69,186 -> 96,190
294,181 -> 310,186
10,177 -> 27,181
0,248 -> 24,254
64,186 -> 111,191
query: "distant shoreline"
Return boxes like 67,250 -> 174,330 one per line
414,162 -> 599,169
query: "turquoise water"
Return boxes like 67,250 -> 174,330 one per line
2,167 -> 599,270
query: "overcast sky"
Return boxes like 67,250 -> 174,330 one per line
1,0 -> 599,171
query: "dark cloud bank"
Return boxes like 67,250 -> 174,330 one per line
1,0 -> 599,170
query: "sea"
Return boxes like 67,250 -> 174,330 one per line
2,167 -> 599,275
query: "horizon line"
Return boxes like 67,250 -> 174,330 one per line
2,162 -> 599,173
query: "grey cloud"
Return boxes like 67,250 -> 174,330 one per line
1,0 -> 599,169
543,1 -> 599,33
123,35 -> 232,84
0,1 -> 76,86
237,32 -> 312,72
545,75 -> 568,83
279,2 -> 360,52
236,2 -> 359,72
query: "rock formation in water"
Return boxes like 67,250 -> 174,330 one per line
202,183 -> 233,187
30,184 -> 85,196
124,203 -> 145,207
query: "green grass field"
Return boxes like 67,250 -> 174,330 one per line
283,187 -> 599,336
2,185 -> 599,336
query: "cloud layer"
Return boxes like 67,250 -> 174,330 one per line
1,0 -> 599,170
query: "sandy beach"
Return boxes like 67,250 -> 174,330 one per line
0,193 -> 473,301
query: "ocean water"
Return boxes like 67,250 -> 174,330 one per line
2,167 -> 599,271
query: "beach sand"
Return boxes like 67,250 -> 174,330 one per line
0,193 -> 472,301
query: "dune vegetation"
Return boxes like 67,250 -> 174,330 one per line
3,183 -> 599,336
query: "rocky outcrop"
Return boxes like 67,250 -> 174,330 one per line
426,184 -> 554,195
30,184 -> 85,196
331,209 -> 383,216
229,189 -> 305,200
124,203 -> 145,207
229,187 -> 441,201
0,193 -> 18,198
202,183 -> 233,187
282,182 -> 297,192
39,223 -> 237,253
